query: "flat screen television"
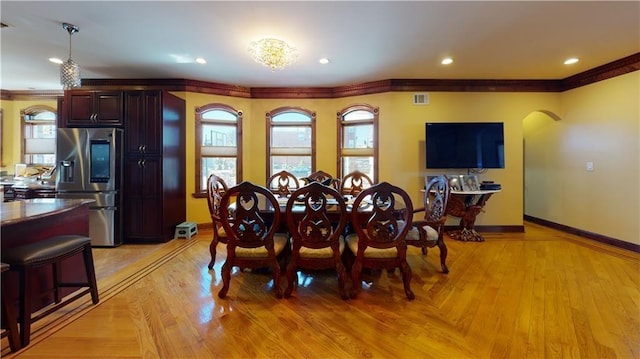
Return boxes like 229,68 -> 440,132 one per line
425,122 -> 504,169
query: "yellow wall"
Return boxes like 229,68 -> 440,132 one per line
183,91 -> 560,227
0,98 -> 58,172
524,72 -> 640,244
3,81 -> 637,246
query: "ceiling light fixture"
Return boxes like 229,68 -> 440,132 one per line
441,57 -> 453,65
564,58 -> 579,65
319,58 -> 330,65
248,38 -> 297,71
60,22 -> 81,89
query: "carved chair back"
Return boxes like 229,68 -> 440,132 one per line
218,181 -> 286,298
347,181 -> 415,299
340,170 -> 374,196
206,173 -> 229,269
267,170 -> 301,198
284,182 -> 349,299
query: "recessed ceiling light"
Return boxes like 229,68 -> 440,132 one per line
195,57 -> 207,64
441,57 -> 453,65
49,57 -> 63,64
564,58 -> 579,65
319,58 -> 330,65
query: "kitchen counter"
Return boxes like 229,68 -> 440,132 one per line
1,198 -> 95,311
1,198 -> 93,226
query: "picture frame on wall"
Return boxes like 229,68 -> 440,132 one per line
462,175 -> 480,191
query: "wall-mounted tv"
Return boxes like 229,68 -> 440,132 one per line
425,122 -> 504,169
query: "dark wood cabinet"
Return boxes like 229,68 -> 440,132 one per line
61,90 -> 123,127
122,91 -> 185,243
123,156 -> 163,239
124,91 -> 163,156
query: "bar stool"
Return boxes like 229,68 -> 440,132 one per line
1,235 -> 99,347
1,263 -> 21,352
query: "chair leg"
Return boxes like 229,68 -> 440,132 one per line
52,262 -> 61,303
350,261 -> 362,299
270,260 -> 283,299
19,267 -> 31,347
437,235 -> 449,274
335,259 -> 349,300
284,255 -> 298,298
399,261 -> 415,300
1,274 -> 21,352
208,234 -> 218,270
82,244 -> 100,304
218,261 -> 232,299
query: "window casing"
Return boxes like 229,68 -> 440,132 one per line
22,106 -> 56,166
195,103 -> 242,195
266,107 -> 316,181
337,104 -> 378,182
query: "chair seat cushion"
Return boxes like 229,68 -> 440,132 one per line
345,234 -> 397,258
234,233 -> 288,258
298,236 -> 345,259
1,235 -> 91,266
217,226 -> 227,238
406,225 -> 439,244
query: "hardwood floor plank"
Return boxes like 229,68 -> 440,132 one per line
2,222 -> 638,358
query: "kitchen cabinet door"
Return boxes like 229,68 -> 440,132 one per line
124,91 -> 162,155
123,156 -> 163,241
63,90 -> 123,127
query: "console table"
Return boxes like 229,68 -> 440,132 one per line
446,189 -> 500,242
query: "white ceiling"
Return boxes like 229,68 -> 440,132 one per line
1,1 -> 639,91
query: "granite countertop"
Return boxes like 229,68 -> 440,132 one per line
0,198 -> 94,226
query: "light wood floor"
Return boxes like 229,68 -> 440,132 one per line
2,222 -> 639,358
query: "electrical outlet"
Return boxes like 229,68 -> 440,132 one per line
586,161 -> 594,172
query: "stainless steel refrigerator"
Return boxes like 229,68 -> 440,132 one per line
56,128 -> 123,247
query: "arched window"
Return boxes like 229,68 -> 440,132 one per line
195,103 -> 242,194
266,107 -> 315,180
21,105 -> 56,165
337,104 -> 378,182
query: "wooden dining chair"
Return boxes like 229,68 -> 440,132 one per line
206,173 -> 229,269
340,170 -> 374,196
218,181 -> 288,299
267,170 -> 301,198
301,170 -> 341,190
406,175 -> 451,273
284,182 -> 349,299
346,182 -> 415,300
304,170 -> 333,183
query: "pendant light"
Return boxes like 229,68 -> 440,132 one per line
60,22 -> 81,89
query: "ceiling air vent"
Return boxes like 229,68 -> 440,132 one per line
413,93 -> 429,105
